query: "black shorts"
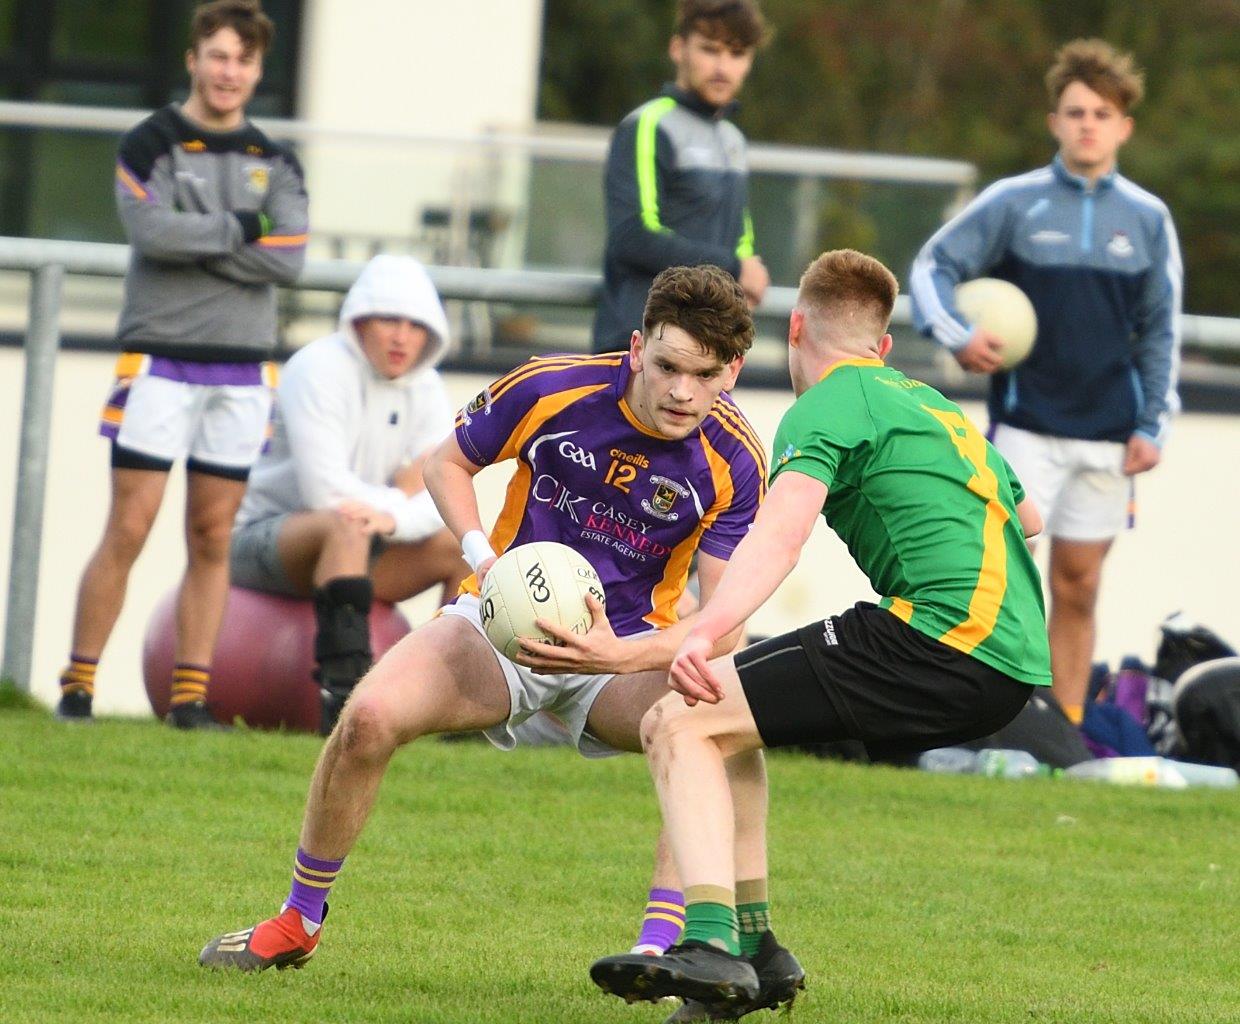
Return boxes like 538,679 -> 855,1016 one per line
110,441 -> 250,481
736,602 -> 1034,761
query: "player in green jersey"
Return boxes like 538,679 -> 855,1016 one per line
590,250 -> 1050,1017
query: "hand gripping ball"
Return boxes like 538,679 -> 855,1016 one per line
478,542 -> 606,661
955,277 -> 1038,369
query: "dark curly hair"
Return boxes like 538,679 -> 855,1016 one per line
642,264 -> 754,363
1046,38 -> 1144,113
190,0 -> 275,56
675,0 -> 770,49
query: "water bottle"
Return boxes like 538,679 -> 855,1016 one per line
1165,761 -> 1239,789
1064,756 -> 1188,788
917,747 -> 979,774
976,748 -> 1042,779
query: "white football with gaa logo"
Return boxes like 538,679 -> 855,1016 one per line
478,542 -> 606,661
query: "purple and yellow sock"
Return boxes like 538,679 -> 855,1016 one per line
736,877 -> 770,957
683,884 -> 740,956
169,662 -> 210,708
631,887 -> 685,954
284,848 -> 343,929
59,653 -> 98,696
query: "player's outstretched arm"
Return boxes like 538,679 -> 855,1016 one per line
669,470 -> 826,704
515,550 -> 748,677
517,595 -> 633,675
423,433 -> 496,579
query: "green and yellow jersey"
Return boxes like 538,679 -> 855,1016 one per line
771,358 -> 1051,686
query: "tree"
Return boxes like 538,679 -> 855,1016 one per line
538,0 -> 1240,315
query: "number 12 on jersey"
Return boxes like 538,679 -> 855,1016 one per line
604,458 -> 636,493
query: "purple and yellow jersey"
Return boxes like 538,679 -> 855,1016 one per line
455,353 -> 767,637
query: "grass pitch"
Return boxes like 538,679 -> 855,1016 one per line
1,705 -> 1236,1024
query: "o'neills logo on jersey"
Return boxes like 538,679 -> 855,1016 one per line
641,475 -> 687,521
609,447 -> 650,470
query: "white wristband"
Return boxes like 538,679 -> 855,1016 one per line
461,530 -> 497,574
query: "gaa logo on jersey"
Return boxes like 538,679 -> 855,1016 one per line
778,443 -> 801,466
557,438 -> 597,470
1107,231 -> 1134,259
244,164 -> 270,196
641,474 -> 687,521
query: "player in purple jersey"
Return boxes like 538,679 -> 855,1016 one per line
199,265 -> 778,978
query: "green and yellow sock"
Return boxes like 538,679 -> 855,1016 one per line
170,663 -> 210,708
683,884 -> 740,956
736,878 -> 770,957
59,653 -> 98,696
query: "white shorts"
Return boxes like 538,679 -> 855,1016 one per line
993,424 -> 1131,542
99,353 -> 276,477
441,593 -> 621,759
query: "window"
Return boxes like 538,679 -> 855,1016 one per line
0,0 -> 304,239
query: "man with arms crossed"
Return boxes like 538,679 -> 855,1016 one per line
56,0 -> 307,727
229,255 -> 470,734
591,250 -> 1050,1015
592,0 -> 771,351
910,39 -> 1181,726
199,265 -> 784,974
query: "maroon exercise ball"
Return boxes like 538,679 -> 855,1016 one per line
142,586 -> 411,731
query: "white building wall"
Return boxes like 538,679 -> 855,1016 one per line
295,0 -> 545,259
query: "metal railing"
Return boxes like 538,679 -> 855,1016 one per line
0,100 -> 982,278
0,100 -> 978,187
3,235 -> 1239,690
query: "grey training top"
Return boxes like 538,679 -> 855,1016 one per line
592,84 -> 753,351
114,104 -> 309,362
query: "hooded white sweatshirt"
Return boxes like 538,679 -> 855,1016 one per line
236,255 -> 455,542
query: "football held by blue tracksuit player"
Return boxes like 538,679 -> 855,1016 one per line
909,39 -> 1180,729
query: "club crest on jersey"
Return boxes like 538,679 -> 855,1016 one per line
245,164 -> 269,195
1107,231 -> 1134,259
462,387 -> 493,424
642,475 -> 687,521
778,443 -> 801,466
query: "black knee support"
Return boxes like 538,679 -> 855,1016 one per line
313,576 -> 374,693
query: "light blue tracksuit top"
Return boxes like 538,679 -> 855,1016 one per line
910,155 -> 1182,445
